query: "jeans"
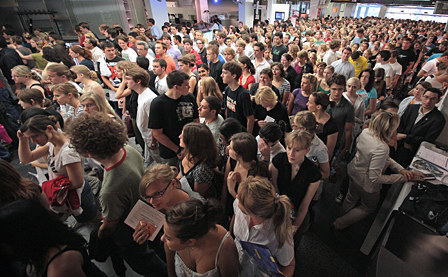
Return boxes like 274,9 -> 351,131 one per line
73,179 -> 98,223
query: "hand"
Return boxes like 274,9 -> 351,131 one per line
17,130 -> 26,141
396,133 -> 406,141
227,171 -> 240,196
410,171 -> 425,182
149,141 -> 158,150
257,120 -> 266,127
400,169 -> 420,182
133,220 -> 152,245
338,149 -> 348,160
258,139 -> 270,161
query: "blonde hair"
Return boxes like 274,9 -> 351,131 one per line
52,83 -> 79,98
294,111 -> 319,136
302,73 -> 318,92
289,44 -> 299,59
297,50 -> 308,59
255,86 -> 277,106
237,176 -> 293,248
11,65 -> 39,81
347,77 -> 361,89
286,130 -> 312,149
236,40 -> 246,48
369,111 -> 400,143
79,91 -> 116,116
223,47 -> 235,56
139,164 -> 179,196
70,65 -> 97,80
116,60 -> 136,71
200,77 -> 223,102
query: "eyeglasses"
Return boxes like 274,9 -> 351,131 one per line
12,75 -> 23,78
141,181 -> 172,201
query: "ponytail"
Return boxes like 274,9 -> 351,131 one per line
272,194 -> 293,248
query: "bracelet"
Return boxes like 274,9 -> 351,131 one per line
151,143 -> 157,147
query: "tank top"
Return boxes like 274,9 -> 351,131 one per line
174,232 -> 230,277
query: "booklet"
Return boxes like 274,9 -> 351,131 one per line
124,199 -> 165,241
240,241 -> 284,277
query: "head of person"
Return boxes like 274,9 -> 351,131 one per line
155,41 -> 168,56
124,67 -> 150,89
206,45 -> 219,62
236,176 -> 293,248
84,36 -> 97,49
152,58 -> 167,77
178,56 -> 194,73
259,68 -> 273,87
274,31 -> 283,45
346,77 -> 361,94
341,47 -> 352,62
259,122 -> 283,147
17,88 -> 51,109
351,50 -> 361,61
253,42 -> 265,59
369,111 -> 400,144
229,132 -> 258,165
19,114 -> 59,146
378,100 -> 399,113
51,83 -> 79,106
79,91 -> 115,115
301,73 -> 318,93
115,60 -> 136,78
377,50 -> 391,63
223,47 -> 236,62
11,65 -> 39,84
413,81 -> 432,101
219,118 -> 243,146
101,41 -> 116,60
139,163 -> 181,211
238,56 -> 255,75
199,95 -> 221,120
136,40 -> 149,57
116,35 -> 129,50
327,73 -> 346,101
66,113 -> 127,160
306,91 -> 333,113
422,87 -> 443,111
285,130 -> 312,164
46,64 -> 73,85
197,63 -> 210,79
358,68 -> 375,92
315,62 -> 326,76
162,199 -> 222,250
179,122 -> 218,168
42,47 -> 62,63
280,53 -> 293,69
71,65 -> 97,82
402,37 -> 412,50
166,70 -> 191,94
222,61 -> 243,84
69,45 -> 92,60
323,65 -> 335,80
297,50 -> 308,63
271,62 -> 285,79
293,111 -> 318,136
255,86 -> 278,109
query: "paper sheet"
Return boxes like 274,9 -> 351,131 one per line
264,116 -> 275,123
125,200 -> 165,241
418,146 -> 448,169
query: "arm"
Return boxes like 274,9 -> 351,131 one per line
38,191 -> 50,210
47,250 -> 86,277
293,181 -> 319,229
279,258 -> 296,277
101,75 -> 117,91
326,133 -> 338,161
17,131 -> 49,164
164,238 -> 177,277
188,77 -> 197,95
365,98 -> 377,116
217,236 -> 240,277
14,48 -> 34,60
197,80 -> 203,107
391,74 -> 400,91
404,62 -> 415,75
65,162 -> 85,190
268,163 -> 280,192
221,158 -> 231,208
318,161 -> 330,179
115,81 -> 132,98
246,115 -> 254,134
287,93 -> 295,116
229,214 -> 235,237
98,220 -> 120,239
385,76 -> 392,88
412,52 -> 423,73
417,68 -> 427,78
152,129 -> 180,153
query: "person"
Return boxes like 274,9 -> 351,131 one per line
238,55 -> 256,90
177,122 -> 219,198
394,88 -> 446,168
0,36 -> 24,86
357,68 -> 377,116
0,200 -> 106,277
18,114 -> 99,224
252,42 -> 271,83
269,130 -> 321,255
151,58 -> 168,94
323,40 -> 339,66
207,45 -> 226,92
331,47 -> 355,80
71,65 -> 104,98
162,34 -> 182,68
222,47 -> 234,63
373,50 -> 393,90
288,73 -> 318,116
257,122 -> 286,163
272,62 -> 291,106
117,35 -> 138,62
52,83 -> 83,123
388,50 -> 402,92
231,176 -> 295,277
280,53 -> 298,91
272,32 -> 288,62
306,91 -> 337,160
398,82 -> 432,116
147,18 -> 161,40
136,41 -> 155,70
149,70 -> 199,166
199,96 -> 224,144
79,91 -> 117,117
197,76 -> 222,107
9,35 -> 36,69
393,37 -> 416,97
12,38 -> 47,71
195,39 -> 208,64
69,45 -> 94,70
317,65 -> 334,95
293,50 -> 314,89
163,199 -> 239,277
253,86 -> 291,136
249,68 -> 281,100
344,77 -> 365,140
17,89 -> 63,127
349,50 -> 368,79
332,112 -> 424,230
222,61 -> 254,134
10,65 -> 47,97
84,36 -> 103,71
178,56 -> 198,97
155,41 -> 177,73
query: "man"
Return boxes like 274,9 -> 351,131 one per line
368,33 -> 382,49
199,96 -> 224,144
389,50 -> 402,92
222,61 -> 254,134
99,41 -> 124,114
235,40 -> 246,61
104,28 -> 122,52
393,37 -> 416,97
283,33 -> 291,46
242,34 -> 254,59
9,35 -> 35,69
374,50 -> 393,89
147,18 -> 161,40
425,41 -> 448,58
125,67 -> 158,167
0,37 -> 24,86
196,38 -> 207,64
136,41 -> 154,70
149,70 -> 199,165
331,47 -> 355,80
66,113 -> 167,277
217,32 -> 227,56
162,34 -> 182,69
252,42 -> 271,83
170,25 -> 181,41
351,28 -> 365,46
394,88 -> 446,168
117,35 -> 138,62
207,45 -> 226,92
154,41 -> 176,73
281,53 -> 298,91
153,58 -> 168,94
172,35 -> 184,53
359,41 -> 369,53
313,31 -> 325,46
98,24 -> 109,36
182,38 -> 202,65
84,36 -> 103,70
417,51 -> 448,78
272,32 -> 288,62
323,40 -> 339,66
349,50 -> 368,78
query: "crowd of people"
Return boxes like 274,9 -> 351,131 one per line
0,14 -> 447,276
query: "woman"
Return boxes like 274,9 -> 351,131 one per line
17,90 -> 63,129
288,44 -> 299,67
218,118 -> 243,171
41,47 -> 62,81
288,73 -> 317,116
309,52 -> 318,71
269,130 -> 321,251
257,122 -> 286,163
315,62 -> 326,82
238,56 -> 256,90
17,115 -> 99,224
69,45 -> 94,70
264,48 -> 273,64
178,123 -> 218,198
317,44 -> 328,62
398,81 -> 431,116
71,65 -> 104,98
317,65 -> 334,95
52,44 -> 75,68
253,86 -> 291,136
223,47 -> 236,63
339,38 -> 348,53
411,40 -> 424,77
163,199 -> 239,277
79,91 -> 117,117
271,62 -> 291,106
196,76 -> 222,107
0,200 -> 106,277
358,68 -> 377,117
232,177 -> 295,277
197,63 -> 210,79
344,77 -> 365,140
332,112 -> 424,230
11,65 -> 47,97
294,50 -> 313,82
52,83 -> 83,122
178,56 -> 198,97
306,91 -> 338,161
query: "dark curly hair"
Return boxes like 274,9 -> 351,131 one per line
66,113 -> 127,160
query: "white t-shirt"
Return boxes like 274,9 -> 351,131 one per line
155,75 -> 168,94
137,88 -> 158,144
47,141 -> 83,181
306,135 -> 329,164
389,61 -> 402,82
206,114 -> 224,146
421,59 -> 439,76
121,48 -> 138,62
374,63 -> 393,78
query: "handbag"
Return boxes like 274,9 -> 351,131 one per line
124,113 -> 135,137
0,124 -> 12,144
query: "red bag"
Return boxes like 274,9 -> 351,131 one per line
0,124 -> 12,145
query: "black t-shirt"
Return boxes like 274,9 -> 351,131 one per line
0,48 -> 24,84
253,101 -> 291,136
272,152 -> 321,209
395,47 -> 417,70
225,85 -> 253,129
326,97 -> 354,150
272,44 -> 288,62
148,93 -> 198,159
209,60 -> 226,92
316,116 -> 338,145
126,90 -> 139,119
286,66 -> 298,91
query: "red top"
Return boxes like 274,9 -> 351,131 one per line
239,74 -> 255,90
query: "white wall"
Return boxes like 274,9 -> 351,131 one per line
144,0 -> 169,28
270,4 -> 290,24
167,6 -> 197,21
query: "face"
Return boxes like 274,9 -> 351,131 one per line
207,51 -> 216,62
225,39 -> 232,47
81,99 -> 99,114
155,44 -> 163,56
221,69 -> 234,85
18,99 -> 33,109
272,65 -> 281,77
286,142 -> 309,165
352,44 -> 359,51
30,39 -> 37,48
264,49 -> 270,59
104,47 -> 115,60
342,49 -> 351,61
143,179 -> 174,211
152,62 -> 163,76
198,67 -> 209,79
124,76 -> 139,90
224,52 -> 234,62
274,36 -> 281,45
317,66 -> 325,76
301,78 -> 311,92
117,39 -> 127,50
195,32 -> 202,40
283,36 -> 289,45
346,82 -> 359,94
129,36 -> 136,44
360,72 -> 370,86
11,70 -> 26,84
46,71 -> 65,85
196,40 -> 204,50
421,91 -> 439,110
23,129 -> 49,146
115,68 -> 124,78
184,42 -> 192,52
259,74 -> 272,86
330,83 -> 344,101
306,94 -> 319,112
162,37 -> 171,46
53,90 -> 70,105
198,99 -> 212,118
413,84 -> 425,100
136,45 -> 147,57
402,40 -> 411,50
236,44 -> 245,53
171,26 -> 177,34
281,56 -> 289,68
177,79 -> 190,95
228,141 -> 238,160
